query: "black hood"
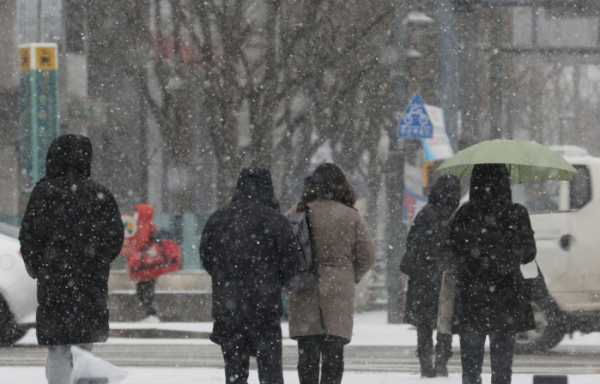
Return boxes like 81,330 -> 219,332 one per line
470,164 -> 512,210
45,134 -> 92,180
232,167 -> 280,211
428,174 -> 461,211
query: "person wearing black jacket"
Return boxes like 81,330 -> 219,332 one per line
19,134 -> 123,384
200,167 -> 302,384
401,174 -> 461,378
448,164 -> 536,384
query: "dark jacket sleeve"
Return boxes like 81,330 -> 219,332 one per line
272,215 -> 302,286
406,207 -> 441,258
199,215 -> 217,276
511,204 -> 536,265
401,207 -> 442,276
94,189 -> 124,263
19,186 -> 48,278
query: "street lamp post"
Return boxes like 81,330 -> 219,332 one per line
386,0 -> 409,324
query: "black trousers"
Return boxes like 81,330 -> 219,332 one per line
136,279 -> 157,316
417,325 -> 453,368
459,328 -> 516,384
297,335 -> 346,384
220,318 -> 284,384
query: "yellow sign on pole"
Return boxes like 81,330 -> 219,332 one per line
19,48 -> 31,71
18,44 -> 57,71
36,47 -> 57,70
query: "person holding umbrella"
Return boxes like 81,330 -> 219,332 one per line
437,139 -> 577,384
447,164 -> 537,384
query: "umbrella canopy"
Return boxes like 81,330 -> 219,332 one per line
437,139 -> 578,183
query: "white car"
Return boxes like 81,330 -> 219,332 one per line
0,223 -> 37,345
509,156 -> 600,353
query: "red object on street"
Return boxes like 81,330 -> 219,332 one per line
120,204 -> 158,256
120,203 -> 182,282
126,239 -> 182,282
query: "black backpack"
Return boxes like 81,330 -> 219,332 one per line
285,202 -> 319,292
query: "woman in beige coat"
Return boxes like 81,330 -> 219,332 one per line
286,163 -> 375,384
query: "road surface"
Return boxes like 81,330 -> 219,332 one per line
1,344 -> 598,375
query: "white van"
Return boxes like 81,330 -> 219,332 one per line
512,156 -> 600,353
0,223 -> 37,345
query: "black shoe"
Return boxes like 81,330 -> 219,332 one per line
420,365 -> 436,378
435,364 -> 448,377
434,333 -> 452,378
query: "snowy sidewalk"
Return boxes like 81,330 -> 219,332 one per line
8,311 -> 600,383
0,367 -> 594,384
17,310 -> 600,349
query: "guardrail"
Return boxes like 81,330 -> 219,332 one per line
0,213 -> 210,271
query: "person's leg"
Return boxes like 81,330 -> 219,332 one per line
136,279 -> 158,317
252,318 -> 284,384
46,345 -> 72,384
46,344 -> 94,384
459,328 -> 485,384
320,336 -> 345,384
297,335 -> 322,384
435,332 -> 453,377
489,331 -> 516,384
221,333 -> 251,384
417,324 -> 435,377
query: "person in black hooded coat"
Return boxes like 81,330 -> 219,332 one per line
199,167 -> 302,384
401,174 -> 461,378
448,164 -> 536,384
19,134 -> 123,384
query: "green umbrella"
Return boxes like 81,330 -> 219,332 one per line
437,139 -> 578,183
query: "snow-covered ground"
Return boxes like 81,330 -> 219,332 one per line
15,310 -> 600,348
9,311 -> 600,383
0,367 -> 593,384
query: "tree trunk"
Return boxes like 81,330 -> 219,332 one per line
171,164 -> 195,213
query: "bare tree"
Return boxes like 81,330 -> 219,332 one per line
104,0 -> 395,211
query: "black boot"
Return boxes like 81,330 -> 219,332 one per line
435,364 -> 448,378
418,345 -> 435,377
417,342 -> 435,377
417,344 -> 436,377
434,333 -> 453,377
420,364 -> 436,378
417,326 -> 436,378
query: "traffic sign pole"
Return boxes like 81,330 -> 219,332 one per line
31,69 -> 39,182
387,0 -> 408,325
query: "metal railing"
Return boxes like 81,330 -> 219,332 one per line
0,213 -> 210,271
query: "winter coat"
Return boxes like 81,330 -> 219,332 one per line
402,175 -> 461,329
19,135 -> 123,346
448,164 -> 536,334
199,168 -> 302,343
285,200 -> 375,342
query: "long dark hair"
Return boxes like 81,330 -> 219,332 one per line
301,163 -> 357,207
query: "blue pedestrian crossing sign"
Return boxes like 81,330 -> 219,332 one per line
397,93 -> 434,138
